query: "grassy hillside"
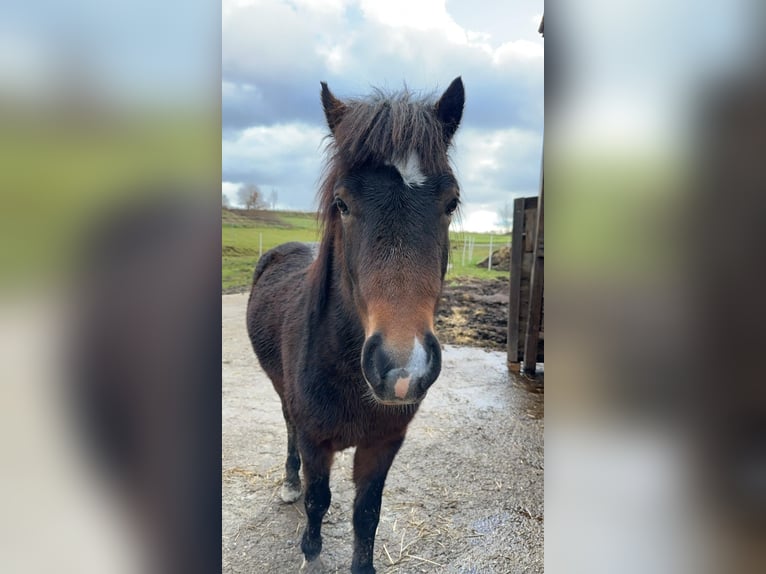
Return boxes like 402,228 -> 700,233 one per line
222,209 -> 508,291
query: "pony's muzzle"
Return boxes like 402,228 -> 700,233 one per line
361,331 -> 442,404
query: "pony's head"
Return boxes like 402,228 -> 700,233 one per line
316,77 -> 464,405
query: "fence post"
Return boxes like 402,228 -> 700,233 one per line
488,235 -> 494,270
461,237 -> 467,266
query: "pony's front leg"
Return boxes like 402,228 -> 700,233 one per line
299,438 -> 334,564
351,437 -> 405,574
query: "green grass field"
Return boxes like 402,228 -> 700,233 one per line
222,209 -> 508,291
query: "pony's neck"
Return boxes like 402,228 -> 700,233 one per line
331,239 -> 360,321
309,222 -> 362,332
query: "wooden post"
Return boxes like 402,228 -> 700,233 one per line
488,235 -> 494,270
507,198 -> 526,368
523,182 -> 544,374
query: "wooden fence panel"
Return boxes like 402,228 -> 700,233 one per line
523,186 -> 544,373
507,192 -> 544,374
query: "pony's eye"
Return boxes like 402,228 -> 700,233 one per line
334,197 -> 349,216
445,197 -> 459,216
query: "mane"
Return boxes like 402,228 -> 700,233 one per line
310,86 -> 455,313
317,87 -> 453,229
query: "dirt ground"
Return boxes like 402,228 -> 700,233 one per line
222,288 -> 543,573
436,278 -> 510,352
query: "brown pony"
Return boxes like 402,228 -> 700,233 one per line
246,77 -> 464,573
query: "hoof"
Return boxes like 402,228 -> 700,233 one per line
280,481 -> 302,503
299,556 -> 326,573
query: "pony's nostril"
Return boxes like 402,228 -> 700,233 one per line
361,332 -> 385,387
417,332 -> 442,391
374,347 -> 396,380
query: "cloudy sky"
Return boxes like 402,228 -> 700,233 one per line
222,0 -> 544,231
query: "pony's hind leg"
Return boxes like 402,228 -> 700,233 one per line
280,403 -> 303,503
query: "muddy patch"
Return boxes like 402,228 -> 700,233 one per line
436,277 -> 509,352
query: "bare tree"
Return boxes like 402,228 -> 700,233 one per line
238,183 -> 267,210
498,201 -> 512,233
268,189 -> 278,210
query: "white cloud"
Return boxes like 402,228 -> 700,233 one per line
493,39 -> 544,65
222,0 -> 544,230
316,39 -> 354,75
359,0 -> 467,44
291,0 -> 352,14
223,122 -> 328,209
223,123 -> 326,166
223,0 -> 543,91
453,127 -> 542,199
456,208 -> 504,233
222,181 -> 241,206
223,1 -> 334,82
222,181 -> 241,194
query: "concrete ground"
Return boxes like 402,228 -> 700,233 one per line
223,293 -> 544,573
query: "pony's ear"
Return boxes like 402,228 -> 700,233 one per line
320,81 -> 347,134
435,76 -> 464,144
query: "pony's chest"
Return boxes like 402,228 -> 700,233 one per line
298,382 -> 413,449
